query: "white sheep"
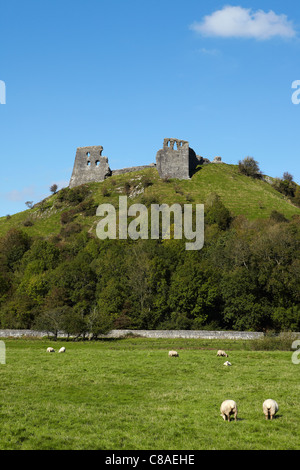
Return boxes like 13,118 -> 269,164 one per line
263,399 -> 279,420
217,350 -> 228,357
46,347 -> 55,353
223,361 -> 232,366
58,347 -> 66,353
168,350 -> 179,357
220,400 -> 238,422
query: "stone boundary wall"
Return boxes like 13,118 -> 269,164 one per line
111,164 -> 156,176
102,329 -> 264,340
0,329 -> 265,340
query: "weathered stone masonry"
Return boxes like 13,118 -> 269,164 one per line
69,146 -> 111,188
69,139 -> 220,188
155,138 -> 202,180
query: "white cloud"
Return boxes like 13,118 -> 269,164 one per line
5,185 -> 36,202
199,47 -> 220,56
190,6 -> 296,40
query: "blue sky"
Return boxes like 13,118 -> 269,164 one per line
0,0 -> 300,216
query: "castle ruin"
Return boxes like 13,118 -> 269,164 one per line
155,138 -> 203,180
69,138 -> 219,188
69,146 -> 111,188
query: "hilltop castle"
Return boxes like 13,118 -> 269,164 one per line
69,138 -> 221,188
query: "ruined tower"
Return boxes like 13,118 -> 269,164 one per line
155,138 -> 199,180
69,146 -> 111,188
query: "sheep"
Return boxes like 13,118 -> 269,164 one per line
220,400 -> 238,422
46,347 -> 55,353
223,361 -> 232,366
263,399 -> 279,420
58,347 -> 66,353
217,350 -> 228,357
168,350 -> 179,357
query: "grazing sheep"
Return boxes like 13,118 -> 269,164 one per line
168,350 -> 179,357
58,347 -> 66,353
46,347 -> 55,353
263,399 -> 279,420
217,350 -> 228,357
223,361 -> 232,366
220,400 -> 238,422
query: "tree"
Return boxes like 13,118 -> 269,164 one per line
33,307 -> 69,339
86,307 -> 115,339
25,201 -> 34,209
283,172 -> 293,182
205,193 -> 232,230
238,157 -> 262,178
50,183 -> 58,194
272,178 -> 296,198
0,228 -> 31,270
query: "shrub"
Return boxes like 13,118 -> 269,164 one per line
57,186 -> 90,205
101,186 -> 110,197
123,181 -> 131,196
283,172 -> 293,182
270,210 -> 288,223
60,210 -> 75,225
250,331 -> 299,351
77,198 -> 97,217
238,157 -> 262,178
23,219 -> 34,227
205,193 -> 232,230
60,222 -> 82,238
141,176 -> 153,189
272,178 -> 296,198
50,184 -> 58,194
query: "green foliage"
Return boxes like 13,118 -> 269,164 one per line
238,156 -> 262,178
57,185 -> 90,205
294,186 -> 300,207
272,177 -> 297,198
0,165 -> 299,334
205,193 -> 232,230
271,306 -> 300,332
0,229 -> 31,270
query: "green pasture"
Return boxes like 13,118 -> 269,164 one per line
0,337 -> 299,450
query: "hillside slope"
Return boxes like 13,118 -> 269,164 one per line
0,163 -> 299,333
0,163 -> 299,238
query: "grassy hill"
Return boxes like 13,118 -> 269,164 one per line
1,163 -> 299,239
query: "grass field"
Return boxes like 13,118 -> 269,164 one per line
0,337 -> 299,450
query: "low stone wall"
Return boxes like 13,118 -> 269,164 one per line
102,329 -> 264,340
0,329 -> 264,340
111,164 -> 155,176
0,330 -> 69,338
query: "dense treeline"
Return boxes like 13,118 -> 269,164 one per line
0,193 -> 299,336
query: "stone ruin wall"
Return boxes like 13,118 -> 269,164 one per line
155,138 -> 205,180
69,146 -> 111,188
69,139 -> 221,188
